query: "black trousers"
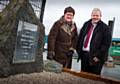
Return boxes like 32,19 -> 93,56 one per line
81,51 -> 103,75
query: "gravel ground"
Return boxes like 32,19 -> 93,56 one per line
0,71 -> 107,84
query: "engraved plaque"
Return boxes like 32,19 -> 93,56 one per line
13,21 -> 38,63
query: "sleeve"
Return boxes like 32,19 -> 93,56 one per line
76,22 -> 87,62
95,25 -> 112,62
76,23 -> 86,54
47,22 -> 59,53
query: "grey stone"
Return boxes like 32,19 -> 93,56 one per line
44,60 -> 63,73
0,0 -> 45,77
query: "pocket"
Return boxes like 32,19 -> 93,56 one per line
90,60 -> 100,66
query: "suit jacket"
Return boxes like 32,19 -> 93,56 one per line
76,19 -> 112,64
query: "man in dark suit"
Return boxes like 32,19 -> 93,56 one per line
76,8 -> 112,75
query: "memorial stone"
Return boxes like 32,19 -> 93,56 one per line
0,0 -> 45,77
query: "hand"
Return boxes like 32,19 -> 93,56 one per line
66,50 -> 74,57
93,57 -> 99,62
90,57 -> 100,66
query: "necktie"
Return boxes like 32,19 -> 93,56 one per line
84,24 -> 94,48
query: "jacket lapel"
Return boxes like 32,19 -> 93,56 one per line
61,23 -> 75,35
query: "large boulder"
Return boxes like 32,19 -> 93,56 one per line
0,0 -> 45,77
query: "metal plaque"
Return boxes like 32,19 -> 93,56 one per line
13,20 -> 39,63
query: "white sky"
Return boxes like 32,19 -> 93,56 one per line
43,0 -> 120,38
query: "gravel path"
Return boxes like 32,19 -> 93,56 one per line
0,71 -> 107,84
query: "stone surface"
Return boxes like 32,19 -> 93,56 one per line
44,60 -> 63,73
0,0 -> 45,77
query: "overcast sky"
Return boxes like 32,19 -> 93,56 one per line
43,0 -> 120,38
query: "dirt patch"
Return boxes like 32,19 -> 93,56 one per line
0,71 -> 107,84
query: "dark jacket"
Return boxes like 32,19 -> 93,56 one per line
48,17 -> 78,65
76,19 -> 112,64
